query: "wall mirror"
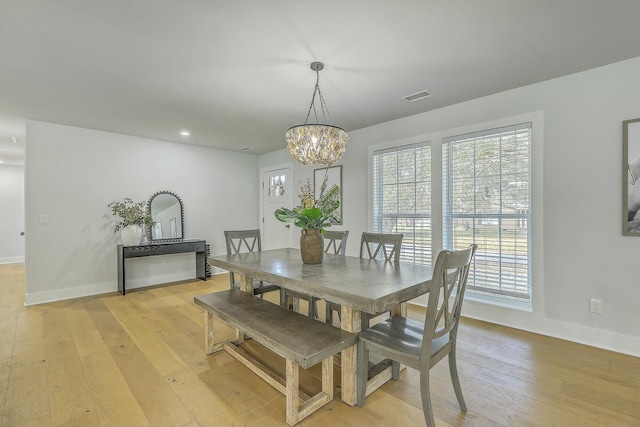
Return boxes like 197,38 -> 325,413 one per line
148,191 -> 184,242
623,118 -> 640,235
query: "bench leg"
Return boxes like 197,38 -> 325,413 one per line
285,359 -> 299,426
205,311 -> 216,354
205,311 -> 243,354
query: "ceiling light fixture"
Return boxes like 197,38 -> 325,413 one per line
180,130 -> 190,137
285,62 -> 348,166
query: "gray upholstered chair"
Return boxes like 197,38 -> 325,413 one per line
224,229 -> 280,297
356,244 -> 477,427
282,230 -> 349,318
326,232 -> 403,326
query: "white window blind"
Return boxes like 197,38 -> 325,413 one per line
373,142 -> 432,265
443,123 -> 532,299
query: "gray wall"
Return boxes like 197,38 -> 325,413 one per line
25,121 -> 259,303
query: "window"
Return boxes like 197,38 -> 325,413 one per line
372,143 -> 432,265
443,123 -> 531,300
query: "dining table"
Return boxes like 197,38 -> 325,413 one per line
208,247 -> 434,406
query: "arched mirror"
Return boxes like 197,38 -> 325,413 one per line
148,191 -> 184,242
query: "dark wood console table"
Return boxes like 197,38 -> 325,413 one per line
117,239 -> 207,295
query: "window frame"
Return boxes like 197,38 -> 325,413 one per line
442,122 -> 533,300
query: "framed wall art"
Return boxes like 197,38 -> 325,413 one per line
623,118 -> 640,235
314,165 -> 343,224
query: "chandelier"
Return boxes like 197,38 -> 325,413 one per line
285,62 -> 348,166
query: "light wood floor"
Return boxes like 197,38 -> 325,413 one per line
2,263 -> 640,427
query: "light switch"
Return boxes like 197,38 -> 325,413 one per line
39,214 -> 49,225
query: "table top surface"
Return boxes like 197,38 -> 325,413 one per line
209,248 -> 434,314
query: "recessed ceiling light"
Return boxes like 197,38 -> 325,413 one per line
402,90 -> 431,102
180,130 -> 190,137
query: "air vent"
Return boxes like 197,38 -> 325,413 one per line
402,90 -> 431,103
0,134 -> 17,144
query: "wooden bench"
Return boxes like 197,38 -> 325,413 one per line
194,289 -> 356,426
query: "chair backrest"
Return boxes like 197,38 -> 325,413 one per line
422,244 -> 477,360
359,232 -> 403,263
323,230 -> 349,255
224,229 -> 262,287
224,229 -> 262,255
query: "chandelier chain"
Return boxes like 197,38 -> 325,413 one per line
303,69 -> 333,125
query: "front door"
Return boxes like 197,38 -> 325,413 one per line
261,166 -> 293,249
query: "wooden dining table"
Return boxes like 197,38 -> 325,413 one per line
208,247 -> 434,406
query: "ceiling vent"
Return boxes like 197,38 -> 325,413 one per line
0,134 -> 17,144
402,90 -> 431,102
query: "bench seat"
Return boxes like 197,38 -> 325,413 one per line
194,289 -> 356,425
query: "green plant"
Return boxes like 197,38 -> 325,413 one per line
274,171 -> 340,232
108,197 -> 154,232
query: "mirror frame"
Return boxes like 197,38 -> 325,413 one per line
147,190 -> 185,242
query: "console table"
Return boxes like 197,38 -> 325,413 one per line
117,239 -> 207,295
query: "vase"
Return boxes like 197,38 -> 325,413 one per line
120,225 -> 143,246
300,229 -> 324,265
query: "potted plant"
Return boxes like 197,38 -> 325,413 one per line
108,197 -> 155,245
274,173 -> 340,264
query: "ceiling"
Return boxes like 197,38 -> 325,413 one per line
2,0 -> 640,165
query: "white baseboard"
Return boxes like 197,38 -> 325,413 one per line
457,300 -> 640,358
0,256 -> 25,264
25,280 -> 115,306
23,272 -> 208,306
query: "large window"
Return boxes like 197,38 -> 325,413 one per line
443,123 -> 531,300
372,143 -> 432,266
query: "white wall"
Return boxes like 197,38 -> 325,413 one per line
259,56 -> 640,356
25,121 -> 259,304
0,164 -> 25,263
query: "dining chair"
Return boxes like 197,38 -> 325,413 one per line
282,230 -> 349,318
326,232 -> 403,326
356,244 -> 477,427
223,229 -> 280,297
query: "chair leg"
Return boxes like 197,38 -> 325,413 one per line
419,369 -> 435,427
448,348 -> 467,411
356,339 -> 368,407
325,302 -> 333,325
391,361 -> 400,380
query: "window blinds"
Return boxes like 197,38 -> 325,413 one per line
372,142 -> 432,266
443,123 -> 532,299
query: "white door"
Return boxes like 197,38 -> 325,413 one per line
261,166 -> 293,249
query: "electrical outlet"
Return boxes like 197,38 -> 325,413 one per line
589,298 -> 603,314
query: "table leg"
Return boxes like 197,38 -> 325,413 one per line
239,274 -> 253,293
340,305 -> 361,406
391,301 -> 407,317
234,274 -> 253,341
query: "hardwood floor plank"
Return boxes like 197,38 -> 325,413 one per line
2,361 -> 50,427
164,367 -> 247,426
42,306 -> 96,426
107,336 -> 196,426
10,306 -> 47,368
81,350 -> 150,426
101,293 -> 190,377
